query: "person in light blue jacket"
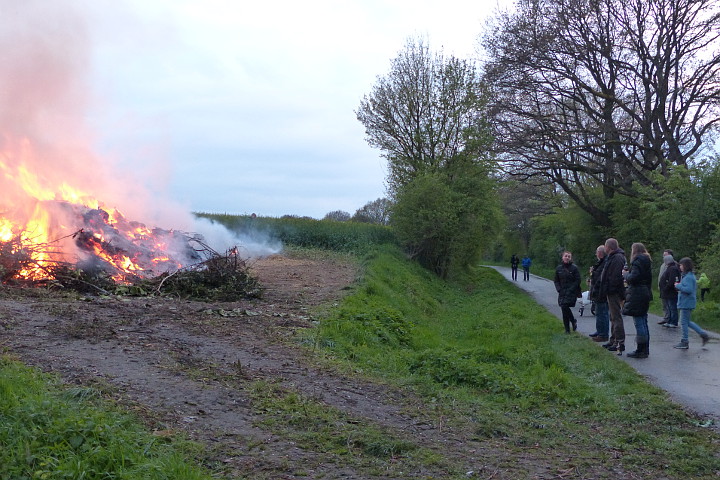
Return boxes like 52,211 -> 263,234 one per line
674,257 -> 710,349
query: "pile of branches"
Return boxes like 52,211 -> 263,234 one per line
0,235 -> 262,301
139,244 -> 263,301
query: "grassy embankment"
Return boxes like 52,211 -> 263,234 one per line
2,214 -> 720,478
0,359 -> 212,480
282,244 -> 720,478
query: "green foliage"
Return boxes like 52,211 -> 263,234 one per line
391,170 -> 503,278
612,161 -> 720,260
196,213 -> 396,253
526,202 -> 604,273
0,357 -> 211,480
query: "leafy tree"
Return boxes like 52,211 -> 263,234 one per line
391,171 -> 502,278
357,37 -> 503,275
613,160 -> 720,259
352,198 -> 392,225
482,0 -> 720,226
357,37 -> 491,195
323,210 -> 351,222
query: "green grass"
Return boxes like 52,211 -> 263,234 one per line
309,244 -> 720,478
0,357 -> 212,480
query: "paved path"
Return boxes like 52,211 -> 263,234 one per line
489,266 -> 720,426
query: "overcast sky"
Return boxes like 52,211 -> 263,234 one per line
7,0 -> 510,221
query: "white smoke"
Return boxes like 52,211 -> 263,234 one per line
191,217 -> 282,259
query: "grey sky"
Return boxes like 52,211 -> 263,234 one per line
3,0 -> 508,223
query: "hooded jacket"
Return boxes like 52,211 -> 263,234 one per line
623,253 -> 652,316
554,261 -> 582,307
659,255 -> 680,300
599,247 -> 626,298
589,255 -> 607,303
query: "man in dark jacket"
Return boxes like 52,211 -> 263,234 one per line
599,238 -> 627,353
588,245 -> 609,342
659,253 -> 680,328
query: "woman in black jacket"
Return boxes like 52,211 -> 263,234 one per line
623,243 -> 653,358
554,251 -> 582,333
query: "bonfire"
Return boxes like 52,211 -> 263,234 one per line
0,142 -> 260,300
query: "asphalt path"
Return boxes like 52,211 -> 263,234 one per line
489,265 -> 720,427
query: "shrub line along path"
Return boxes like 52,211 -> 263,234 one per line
489,266 -> 720,428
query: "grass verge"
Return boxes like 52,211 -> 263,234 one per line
0,357 -> 212,480
307,245 -> 720,478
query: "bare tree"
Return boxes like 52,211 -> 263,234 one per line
352,198 -> 392,225
482,0 -> 720,226
356,37 -> 491,195
323,210 -> 351,222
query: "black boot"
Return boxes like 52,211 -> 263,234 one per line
627,344 -> 648,358
628,337 -> 649,359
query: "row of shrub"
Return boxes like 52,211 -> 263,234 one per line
197,213 -> 397,253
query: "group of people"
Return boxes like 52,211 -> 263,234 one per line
551,239 -> 711,358
510,254 -> 532,282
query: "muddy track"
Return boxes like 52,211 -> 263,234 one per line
0,254 -> 610,479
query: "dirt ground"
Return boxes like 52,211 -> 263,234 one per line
0,254 -> 658,479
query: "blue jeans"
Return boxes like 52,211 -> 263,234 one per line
595,301 -> 609,337
679,308 -> 707,342
633,314 -> 649,343
662,297 -> 678,325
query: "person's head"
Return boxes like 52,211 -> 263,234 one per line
663,249 -> 674,257
678,257 -> 694,272
630,242 -> 651,261
596,245 -> 606,259
562,251 -> 572,264
664,254 -> 675,265
605,238 -> 619,253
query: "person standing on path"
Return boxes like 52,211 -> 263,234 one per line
522,255 -> 532,281
600,238 -> 627,354
659,254 -> 680,328
554,251 -> 582,333
623,243 -> 653,359
510,254 -> 519,281
588,245 -> 609,342
698,272 -> 711,302
657,249 -> 674,325
674,257 -> 711,349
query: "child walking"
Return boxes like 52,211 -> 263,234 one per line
674,257 -> 711,349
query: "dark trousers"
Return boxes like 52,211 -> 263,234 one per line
561,306 -> 576,332
607,293 -> 625,346
511,266 -> 518,281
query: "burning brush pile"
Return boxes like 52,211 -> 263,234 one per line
0,5 -> 261,301
0,201 -> 261,301
0,203 -> 261,300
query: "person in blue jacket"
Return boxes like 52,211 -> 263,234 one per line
521,255 -> 532,281
674,257 -> 711,350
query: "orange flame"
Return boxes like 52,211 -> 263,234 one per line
1,136 -> 193,283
